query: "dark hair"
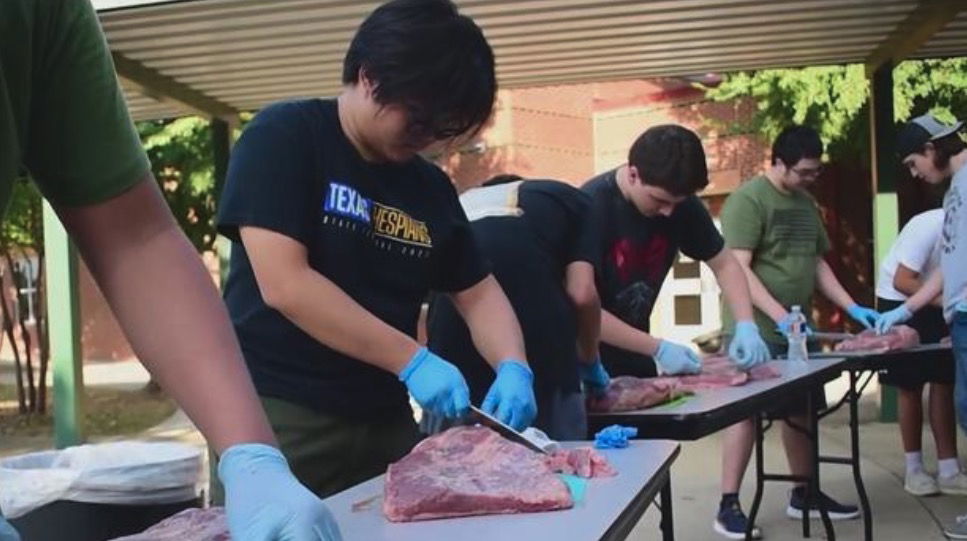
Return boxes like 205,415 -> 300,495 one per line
481,173 -> 524,187
772,125 -> 824,167
925,133 -> 967,170
343,0 -> 496,140
628,125 -> 708,196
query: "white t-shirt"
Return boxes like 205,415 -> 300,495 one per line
943,163 -> 967,321
876,208 -> 944,302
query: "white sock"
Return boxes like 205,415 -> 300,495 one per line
939,458 -> 961,479
906,451 -> 925,475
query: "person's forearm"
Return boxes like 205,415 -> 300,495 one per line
816,258 -> 855,310
62,208 -> 275,452
565,262 -> 600,364
451,275 -> 527,368
710,255 -> 755,322
906,270 -> 945,312
600,309 -> 660,356
270,267 -> 420,374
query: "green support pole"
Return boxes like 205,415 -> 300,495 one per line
869,62 -> 899,423
212,117 -> 234,287
44,201 -> 84,447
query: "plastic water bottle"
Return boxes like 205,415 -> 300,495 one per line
787,305 -> 809,361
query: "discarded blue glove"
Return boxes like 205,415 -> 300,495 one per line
594,425 -> 638,449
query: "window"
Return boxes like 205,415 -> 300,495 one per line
673,256 -> 700,279
674,295 -> 702,326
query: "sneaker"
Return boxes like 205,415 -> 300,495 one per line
940,472 -> 967,496
786,487 -> 860,520
714,500 -> 763,540
944,514 -> 967,539
906,470 -> 940,496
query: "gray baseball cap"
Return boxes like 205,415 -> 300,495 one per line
897,114 -> 964,158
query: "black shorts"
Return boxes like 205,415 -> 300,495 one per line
876,297 -> 953,390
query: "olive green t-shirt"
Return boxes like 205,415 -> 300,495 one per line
721,175 -> 831,344
0,0 -> 149,213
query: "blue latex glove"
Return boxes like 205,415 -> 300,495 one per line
654,340 -> 702,375
728,321 -> 771,370
0,516 -> 21,541
847,304 -> 881,329
594,425 -> 638,449
776,314 -> 814,338
578,358 -> 611,398
482,359 -> 537,431
875,304 -> 913,335
218,444 -> 342,541
400,347 -> 470,419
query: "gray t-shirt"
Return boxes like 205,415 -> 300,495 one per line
942,162 -> 967,321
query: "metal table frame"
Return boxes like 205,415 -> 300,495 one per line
809,343 -> 953,541
589,358 -> 847,541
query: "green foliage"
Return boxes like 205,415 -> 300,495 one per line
138,116 -> 218,253
1,180 -> 44,251
703,58 -> 967,162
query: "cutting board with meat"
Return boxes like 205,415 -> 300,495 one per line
384,425 -> 615,522
833,326 -> 920,353
587,355 -> 782,413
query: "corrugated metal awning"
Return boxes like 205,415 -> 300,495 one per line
92,0 -> 967,121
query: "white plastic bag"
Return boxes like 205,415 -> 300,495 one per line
0,441 -> 201,518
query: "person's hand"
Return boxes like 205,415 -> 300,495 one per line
482,359 -> 537,431
219,444 -> 342,541
875,305 -> 913,335
847,304 -> 881,330
654,340 -> 702,375
776,313 -> 814,338
728,321 -> 771,370
0,516 -> 21,541
399,347 -> 470,419
579,357 -> 611,397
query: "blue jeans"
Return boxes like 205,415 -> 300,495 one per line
951,311 -> 967,435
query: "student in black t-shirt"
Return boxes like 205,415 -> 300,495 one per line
427,175 -> 607,440
583,125 -> 772,538
215,0 -> 536,500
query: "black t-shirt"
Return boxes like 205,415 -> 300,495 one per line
217,99 -> 489,419
582,169 -> 724,376
427,180 -> 598,406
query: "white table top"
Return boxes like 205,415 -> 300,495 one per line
593,357 -> 847,419
321,440 -> 679,541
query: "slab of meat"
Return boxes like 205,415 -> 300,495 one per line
383,426 -> 572,522
111,508 -> 228,541
544,447 -> 616,478
834,326 -> 920,353
586,376 -> 681,413
588,356 -> 782,413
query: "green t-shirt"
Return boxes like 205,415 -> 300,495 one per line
0,0 -> 149,213
721,175 -> 831,344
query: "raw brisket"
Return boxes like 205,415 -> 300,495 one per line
383,426 -> 572,522
834,326 -> 920,352
588,356 -> 782,413
111,508 -> 228,541
544,447 -> 617,478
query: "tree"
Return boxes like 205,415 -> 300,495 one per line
138,116 -> 219,253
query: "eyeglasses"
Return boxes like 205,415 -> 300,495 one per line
790,165 -> 823,178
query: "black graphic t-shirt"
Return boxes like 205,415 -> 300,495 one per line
428,180 -> 599,406
582,169 -> 723,376
217,99 -> 489,419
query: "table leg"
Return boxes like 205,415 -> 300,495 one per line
746,413 -> 765,541
660,475 -> 675,541
808,390 -> 836,540
849,369 -> 873,541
